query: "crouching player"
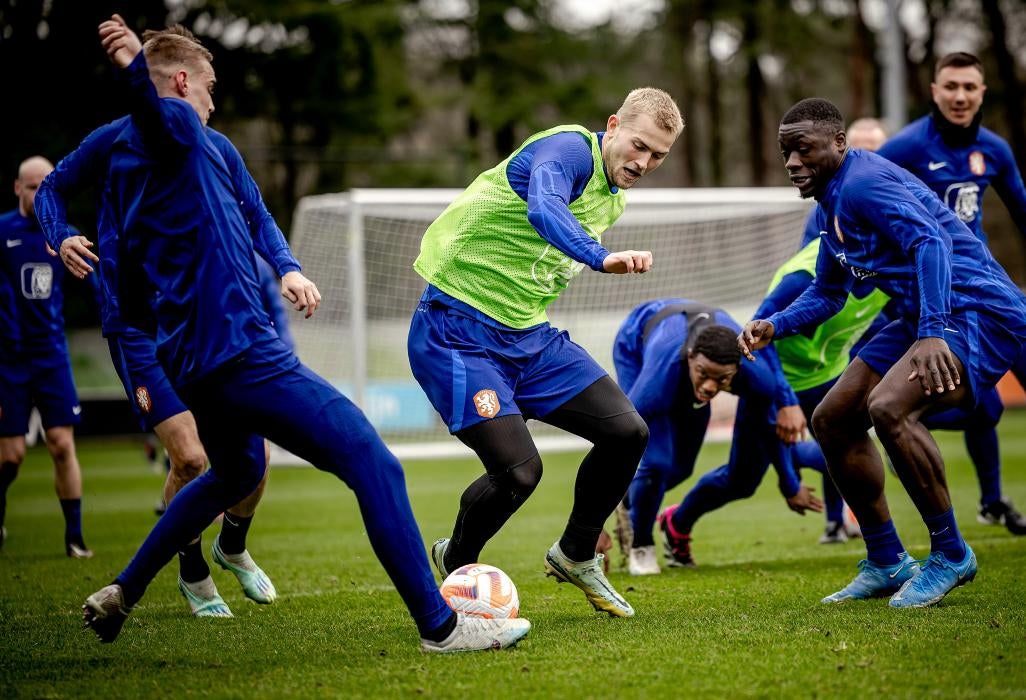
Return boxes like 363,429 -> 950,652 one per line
614,299 -> 821,575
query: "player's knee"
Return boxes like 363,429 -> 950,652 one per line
170,452 -> 206,483
44,429 -> 75,463
866,392 -> 906,439
599,411 -> 649,458
811,400 -> 846,442
503,453 -> 543,499
1,443 -> 26,467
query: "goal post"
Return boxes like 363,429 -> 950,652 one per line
280,188 -> 814,462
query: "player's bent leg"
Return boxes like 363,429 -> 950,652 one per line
44,426 -> 91,559
213,462 -> 276,604
95,422 -> 267,641
224,361 -> 466,644
153,411 -> 208,504
449,415 -> 543,571
538,377 -> 645,616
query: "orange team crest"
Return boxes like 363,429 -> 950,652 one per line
473,389 -> 500,418
833,215 -> 844,244
969,151 -> 986,176
135,386 -> 152,414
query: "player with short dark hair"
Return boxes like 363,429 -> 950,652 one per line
613,299 -> 820,575
410,87 -> 683,617
741,97 -> 1026,608
877,51 -> 1026,535
0,156 -> 91,559
81,15 -> 529,652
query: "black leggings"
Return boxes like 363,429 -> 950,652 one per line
444,375 -> 648,567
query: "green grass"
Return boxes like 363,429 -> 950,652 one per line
3,414 -> 1026,698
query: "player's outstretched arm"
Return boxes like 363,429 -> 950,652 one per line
602,250 -> 653,274
281,271 -> 322,319
785,483 -> 824,516
738,320 -> 775,361
99,14 -> 141,68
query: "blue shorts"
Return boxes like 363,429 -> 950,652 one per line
408,301 -> 608,433
0,345 -> 81,436
108,330 -> 188,431
857,313 -> 1023,405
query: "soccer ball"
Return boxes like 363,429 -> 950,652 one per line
439,563 -> 519,619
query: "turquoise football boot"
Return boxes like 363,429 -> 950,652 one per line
889,545 -> 977,608
821,551 -> 920,603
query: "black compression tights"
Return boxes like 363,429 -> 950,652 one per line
445,376 -> 648,568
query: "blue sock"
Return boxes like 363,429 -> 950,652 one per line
60,498 -> 83,544
628,475 -> 664,547
861,519 -> 904,565
964,427 -> 1002,507
923,508 -> 967,561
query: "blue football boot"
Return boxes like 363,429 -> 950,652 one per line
889,545 -> 977,608
821,551 -> 920,603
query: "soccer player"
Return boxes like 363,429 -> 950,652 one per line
0,156 -> 92,558
740,98 -> 1026,607
877,52 -> 1026,535
614,299 -> 820,575
788,116 -> 1015,542
35,26 -> 288,616
409,88 -> 682,617
81,15 -> 529,652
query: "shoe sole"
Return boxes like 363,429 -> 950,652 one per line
543,557 -> 633,618
431,539 -> 450,579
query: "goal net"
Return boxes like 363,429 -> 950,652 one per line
282,188 -> 814,461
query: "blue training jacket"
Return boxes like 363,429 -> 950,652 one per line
767,149 -> 1026,340
878,115 -> 1026,244
103,52 -> 296,384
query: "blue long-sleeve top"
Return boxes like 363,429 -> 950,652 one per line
767,149 -> 1026,341
878,115 -> 1026,244
35,113 -> 300,339
426,130 -> 614,327
101,52 -> 297,384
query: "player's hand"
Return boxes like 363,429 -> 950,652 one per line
281,270 -> 322,319
785,484 -> 824,516
738,320 -> 775,361
775,405 -> 806,444
602,250 -> 653,274
58,236 -> 100,279
908,336 -> 960,396
99,14 -> 142,69
596,529 -> 613,574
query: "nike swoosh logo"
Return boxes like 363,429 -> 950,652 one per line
6,239 -> 22,248
943,327 -> 959,334
693,401 -> 708,409
930,527 -> 949,536
928,161 -> 947,171
853,307 -> 873,319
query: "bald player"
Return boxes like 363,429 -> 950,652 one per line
0,157 -> 91,557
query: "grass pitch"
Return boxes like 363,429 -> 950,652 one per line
2,414 -> 1026,698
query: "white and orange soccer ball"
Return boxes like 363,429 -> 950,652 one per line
439,563 -> 519,619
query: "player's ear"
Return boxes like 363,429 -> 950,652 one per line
606,114 -> 620,133
174,70 -> 189,97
